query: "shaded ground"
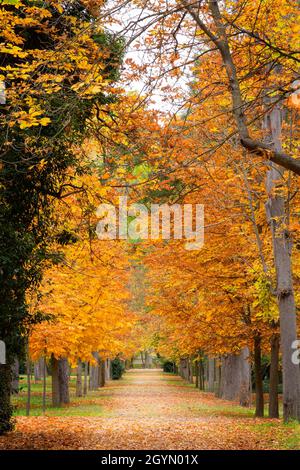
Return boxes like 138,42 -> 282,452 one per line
0,369 -> 299,450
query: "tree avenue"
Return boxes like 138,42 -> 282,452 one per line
0,0 -> 300,445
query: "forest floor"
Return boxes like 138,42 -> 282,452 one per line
0,369 -> 299,450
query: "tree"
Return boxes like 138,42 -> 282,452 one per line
0,0 -> 123,433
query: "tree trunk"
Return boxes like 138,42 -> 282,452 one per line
195,360 -> 199,388
98,359 -> 105,388
188,358 -> 193,383
254,334 -> 264,417
90,365 -> 98,390
239,347 -> 251,407
269,334 -> 280,418
34,358 -> 44,383
199,359 -> 205,390
264,100 -> 300,421
51,355 -> 60,407
221,355 -> 236,401
145,351 -> 151,368
90,352 -> 100,390
181,358 -> 189,382
26,344 -> 31,417
58,358 -> 70,404
76,359 -> 83,397
88,362 -> 92,390
208,358 -> 215,392
83,362 -> 88,396
221,348 -> 251,406
11,357 -> 19,395
105,359 -> 111,380
0,363 -> 14,434
42,356 -> 46,415
140,351 -> 145,368
215,358 -> 222,398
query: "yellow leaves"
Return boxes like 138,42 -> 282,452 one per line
1,1 -> 115,132
15,108 -> 51,129
71,74 -> 107,97
39,117 -> 51,126
23,6 -> 53,20
0,43 -> 28,58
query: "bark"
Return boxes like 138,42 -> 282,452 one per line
199,360 -> 205,390
241,137 -> 300,175
215,359 -> 222,398
264,102 -> 300,421
83,362 -> 88,396
42,356 -> 46,415
208,358 -> 215,392
105,359 -> 111,380
140,351 -> 145,368
188,358 -> 193,383
89,352 -> 100,390
195,361 -> 199,388
11,358 -> 19,395
58,358 -> 70,404
76,359 -> 83,397
221,348 -> 251,406
26,342 -> 31,417
0,363 -> 13,434
254,335 -> 264,417
88,363 -> 92,390
204,358 -> 209,385
179,358 -> 190,381
51,355 -> 60,407
239,347 -> 251,407
269,334 -> 280,418
145,351 -> 151,368
98,359 -> 105,388
34,358 -> 44,383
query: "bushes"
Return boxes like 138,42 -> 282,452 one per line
163,361 -> 176,373
111,358 -> 125,380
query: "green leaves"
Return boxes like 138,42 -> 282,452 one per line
1,0 -> 21,6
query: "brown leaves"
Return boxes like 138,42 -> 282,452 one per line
0,370 -> 297,450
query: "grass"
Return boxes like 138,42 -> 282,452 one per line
12,375 -> 110,417
249,420 -> 300,450
164,373 -> 286,417
163,373 -> 300,449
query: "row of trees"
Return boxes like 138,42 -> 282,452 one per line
0,0 -> 130,433
97,0 -> 300,421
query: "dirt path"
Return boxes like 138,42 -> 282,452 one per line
0,369 -> 295,449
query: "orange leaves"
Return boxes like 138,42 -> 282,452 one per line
29,186 -> 137,363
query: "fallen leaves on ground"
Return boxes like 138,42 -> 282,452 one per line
0,370 -> 298,450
